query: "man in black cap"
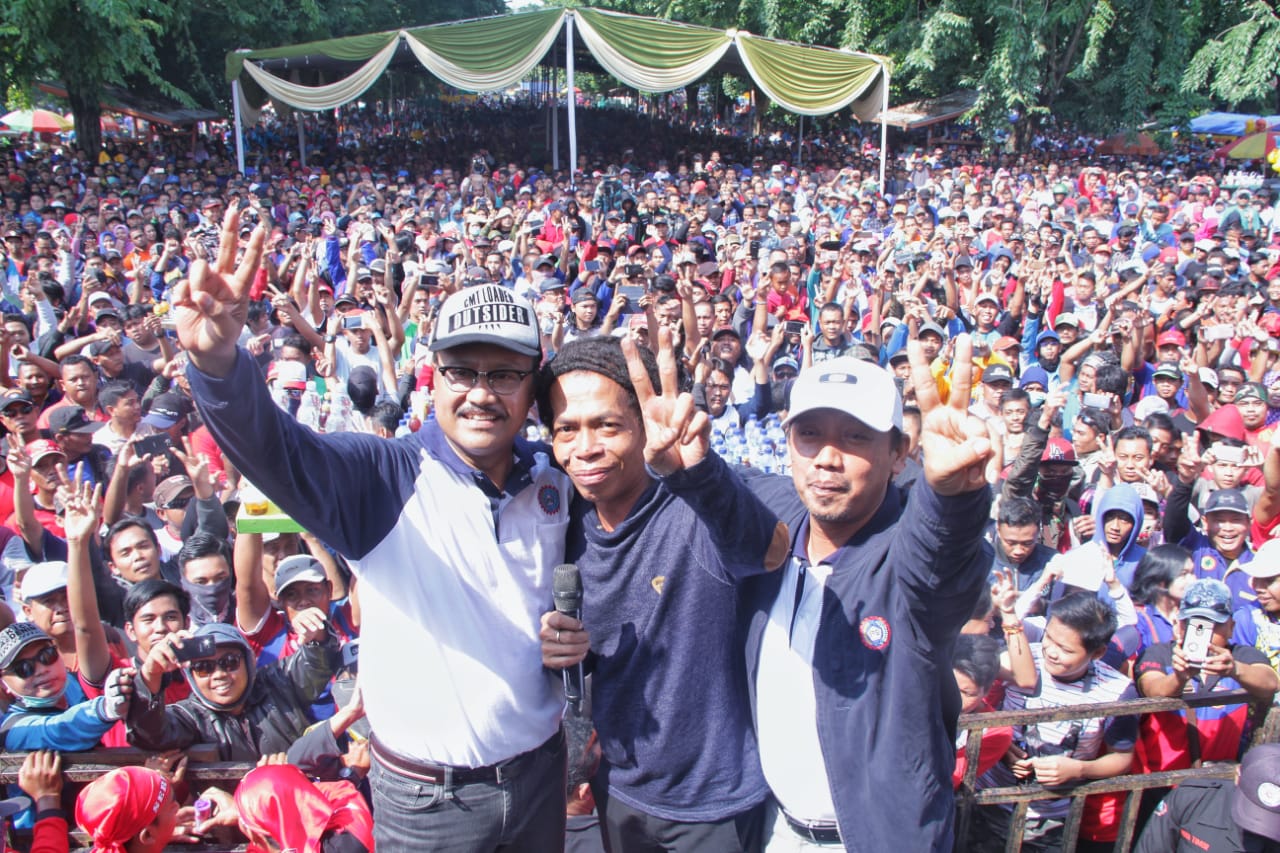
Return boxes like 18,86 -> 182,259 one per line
972,362 -> 1014,422
0,389 -> 40,447
1135,743 -> 1280,852
49,406 -> 111,486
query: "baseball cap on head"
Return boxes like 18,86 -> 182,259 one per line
1204,487 -> 1250,517
48,405 -> 104,435
1040,438 -> 1077,464
153,475 -> 193,509
142,392 -> 193,429
982,363 -> 1015,385
1178,578 -> 1233,623
1244,539 -> 1280,579
274,554 -> 327,595
20,561 -> 68,601
0,622 -> 51,671
429,286 -> 541,358
1233,744 -> 1280,841
782,357 -> 902,433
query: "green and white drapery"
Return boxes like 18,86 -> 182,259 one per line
226,7 -> 891,185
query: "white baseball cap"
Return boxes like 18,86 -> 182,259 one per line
428,285 -> 541,358
782,357 -> 903,433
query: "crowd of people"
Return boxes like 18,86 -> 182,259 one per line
0,98 -> 1278,852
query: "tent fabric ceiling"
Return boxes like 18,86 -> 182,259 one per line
225,8 -> 889,120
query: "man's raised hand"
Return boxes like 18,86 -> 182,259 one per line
172,200 -> 266,377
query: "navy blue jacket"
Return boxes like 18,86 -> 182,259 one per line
741,473 -> 993,852
568,453 -> 776,822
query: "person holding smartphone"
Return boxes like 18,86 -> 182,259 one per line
1135,578 -> 1277,778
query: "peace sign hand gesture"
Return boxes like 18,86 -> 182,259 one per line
909,334 -> 994,496
621,325 -> 709,477
171,200 -> 266,378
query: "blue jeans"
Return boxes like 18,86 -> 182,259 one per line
369,734 -> 567,853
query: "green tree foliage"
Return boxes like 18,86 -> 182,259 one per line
0,0 -> 505,153
0,0 -> 175,154
1184,0 -> 1280,109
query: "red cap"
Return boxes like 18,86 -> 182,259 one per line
76,767 -> 170,853
24,439 -> 65,466
1041,438 -> 1078,464
994,335 -> 1021,351
1156,330 -> 1187,348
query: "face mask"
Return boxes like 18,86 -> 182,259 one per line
182,577 -> 234,628
21,681 -> 67,710
1028,390 -> 1047,408
1037,474 -> 1073,502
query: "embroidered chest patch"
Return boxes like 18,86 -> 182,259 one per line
859,615 -> 891,651
537,484 -> 561,516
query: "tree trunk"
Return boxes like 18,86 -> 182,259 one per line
685,83 -> 699,119
67,80 -> 103,156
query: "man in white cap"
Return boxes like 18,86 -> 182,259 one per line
174,205 -> 574,852
741,337 -> 995,851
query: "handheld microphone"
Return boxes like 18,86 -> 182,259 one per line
552,563 -> 585,715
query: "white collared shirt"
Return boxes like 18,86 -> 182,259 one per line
756,555 -> 837,822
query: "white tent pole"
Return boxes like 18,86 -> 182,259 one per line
567,13 -> 577,182
551,35 -> 560,170
878,61 -> 889,193
797,115 -> 803,168
232,78 -> 246,175
298,118 -> 307,169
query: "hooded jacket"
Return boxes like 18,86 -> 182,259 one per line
1091,483 -> 1147,589
125,623 -> 339,761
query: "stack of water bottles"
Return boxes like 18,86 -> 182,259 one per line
712,413 -> 791,475
280,381 -> 356,434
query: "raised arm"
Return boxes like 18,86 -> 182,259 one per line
234,531 -> 271,634
61,478 -> 111,684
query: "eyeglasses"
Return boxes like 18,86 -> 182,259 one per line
6,644 -> 59,679
3,403 -> 33,416
189,653 -> 244,677
437,366 -> 532,396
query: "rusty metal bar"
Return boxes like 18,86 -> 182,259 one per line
1114,781 -> 1147,853
1060,791 -> 1088,851
1004,801 -> 1029,853
972,765 -> 1237,804
954,726 -> 984,847
957,689 -> 1258,730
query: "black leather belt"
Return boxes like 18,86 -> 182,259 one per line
784,811 -> 842,845
371,729 -> 562,786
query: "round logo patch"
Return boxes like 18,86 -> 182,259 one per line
1258,782 -> 1280,808
1200,555 -> 1218,573
859,615 -> 891,651
537,485 -> 561,516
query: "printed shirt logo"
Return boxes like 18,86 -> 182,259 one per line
1200,554 -> 1219,574
859,615 -> 891,651
537,485 -> 561,516
651,576 -> 665,595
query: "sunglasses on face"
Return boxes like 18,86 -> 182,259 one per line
3,403 -> 33,416
189,653 -> 243,677
7,644 -> 59,678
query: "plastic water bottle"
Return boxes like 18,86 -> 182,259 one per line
297,381 -> 321,431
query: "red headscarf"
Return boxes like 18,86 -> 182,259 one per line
75,766 -> 171,853
235,765 -> 374,853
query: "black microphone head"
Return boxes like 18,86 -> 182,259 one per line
553,563 -> 583,611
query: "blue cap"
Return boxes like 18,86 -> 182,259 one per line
1204,488 -> 1250,517
1178,578 -> 1232,623
1020,365 -> 1050,389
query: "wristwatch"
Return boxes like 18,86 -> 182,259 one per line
324,334 -> 336,344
